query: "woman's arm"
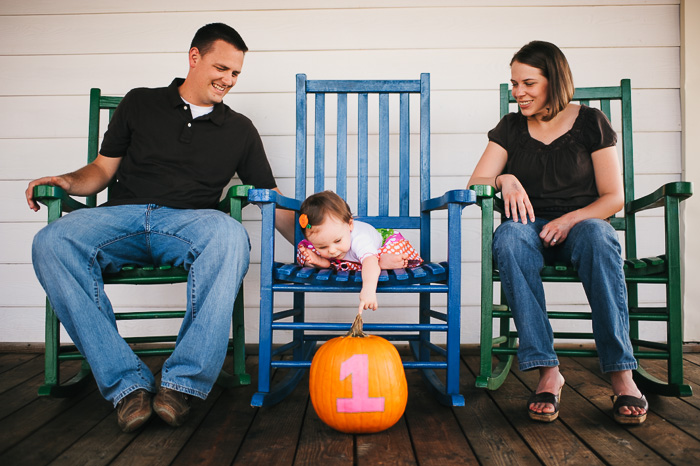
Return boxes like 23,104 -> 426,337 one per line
468,141 -> 535,224
538,145 -> 624,246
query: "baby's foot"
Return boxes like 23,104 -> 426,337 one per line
379,253 -> 409,269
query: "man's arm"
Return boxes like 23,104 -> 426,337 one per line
26,154 -> 122,211
271,187 -> 296,245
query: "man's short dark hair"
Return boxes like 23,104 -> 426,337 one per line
191,23 -> 248,55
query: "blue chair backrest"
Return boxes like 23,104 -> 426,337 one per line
294,73 -> 432,258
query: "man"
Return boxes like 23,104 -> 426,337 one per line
26,23 -> 293,432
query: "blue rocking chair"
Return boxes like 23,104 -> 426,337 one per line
249,73 -> 475,407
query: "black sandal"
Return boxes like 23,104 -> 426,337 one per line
527,388 -> 562,422
611,394 -> 648,425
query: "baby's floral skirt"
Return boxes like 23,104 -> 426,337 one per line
296,231 -> 422,271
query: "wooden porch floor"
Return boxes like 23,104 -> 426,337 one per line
1,349 -> 700,465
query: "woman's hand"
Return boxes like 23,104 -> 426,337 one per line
499,174 -> 535,224
539,214 -> 575,247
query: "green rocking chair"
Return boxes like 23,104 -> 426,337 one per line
34,88 -> 251,397
472,79 -> 694,397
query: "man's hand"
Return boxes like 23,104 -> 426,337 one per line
26,176 -> 71,212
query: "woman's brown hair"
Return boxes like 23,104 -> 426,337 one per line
511,41 -> 574,121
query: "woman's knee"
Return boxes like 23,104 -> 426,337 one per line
570,219 -> 620,254
493,221 -> 539,253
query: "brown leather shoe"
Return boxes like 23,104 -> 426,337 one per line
153,388 -> 191,427
116,389 -> 153,432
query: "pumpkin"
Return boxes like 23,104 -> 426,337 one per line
309,314 -> 408,434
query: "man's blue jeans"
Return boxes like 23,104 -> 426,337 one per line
492,218 -> 637,373
32,204 -> 250,406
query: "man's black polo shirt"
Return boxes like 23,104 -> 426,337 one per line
99,78 -> 276,210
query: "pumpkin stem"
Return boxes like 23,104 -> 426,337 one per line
346,313 -> 367,338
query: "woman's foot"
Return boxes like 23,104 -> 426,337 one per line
610,370 -> 647,423
528,366 -> 565,420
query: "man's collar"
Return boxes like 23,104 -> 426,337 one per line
168,78 -> 226,125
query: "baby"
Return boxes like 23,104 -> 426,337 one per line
297,190 -> 422,313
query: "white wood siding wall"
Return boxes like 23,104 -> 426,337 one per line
0,0 -> 689,346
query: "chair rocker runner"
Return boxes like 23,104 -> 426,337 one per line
35,88 -> 251,397
249,73 -> 475,407
472,79 -> 693,396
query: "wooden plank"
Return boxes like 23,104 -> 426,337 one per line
293,402 -> 354,465
0,131 -> 679,182
0,353 -> 43,395
634,356 -> 700,410
0,90 -> 682,141
232,368 -> 309,465
516,356 -> 668,465
0,355 -> 166,465
458,355 -> 541,465
355,416 -> 416,465
0,360 -> 92,454
0,47 -> 680,97
170,357 -> 260,466
108,387 -> 224,466
0,353 -> 39,375
0,1 -> 680,16
402,365 -> 477,465
574,357 -> 700,464
0,6 -> 680,56
470,357 -> 605,465
0,380 -> 113,465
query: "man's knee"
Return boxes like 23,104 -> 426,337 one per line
199,213 -> 250,256
32,221 -> 68,266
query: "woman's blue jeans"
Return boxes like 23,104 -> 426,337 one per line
492,217 -> 637,373
32,204 -> 250,406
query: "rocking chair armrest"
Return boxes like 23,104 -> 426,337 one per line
421,189 -> 476,212
218,184 -> 254,219
248,188 -> 302,212
33,185 -> 89,214
469,184 -> 505,214
626,181 -> 693,215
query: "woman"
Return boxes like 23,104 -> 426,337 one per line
468,41 -> 648,424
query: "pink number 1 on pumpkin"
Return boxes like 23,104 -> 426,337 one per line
336,354 -> 385,413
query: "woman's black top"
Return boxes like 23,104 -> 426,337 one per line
488,105 -> 617,220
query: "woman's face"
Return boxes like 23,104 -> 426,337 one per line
510,61 -> 550,120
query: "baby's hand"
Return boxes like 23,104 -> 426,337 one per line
299,245 -> 331,268
378,253 -> 409,269
359,289 -> 378,313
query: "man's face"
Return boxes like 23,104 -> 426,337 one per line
187,39 -> 245,106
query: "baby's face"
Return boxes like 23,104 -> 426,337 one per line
306,216 -> 353,261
